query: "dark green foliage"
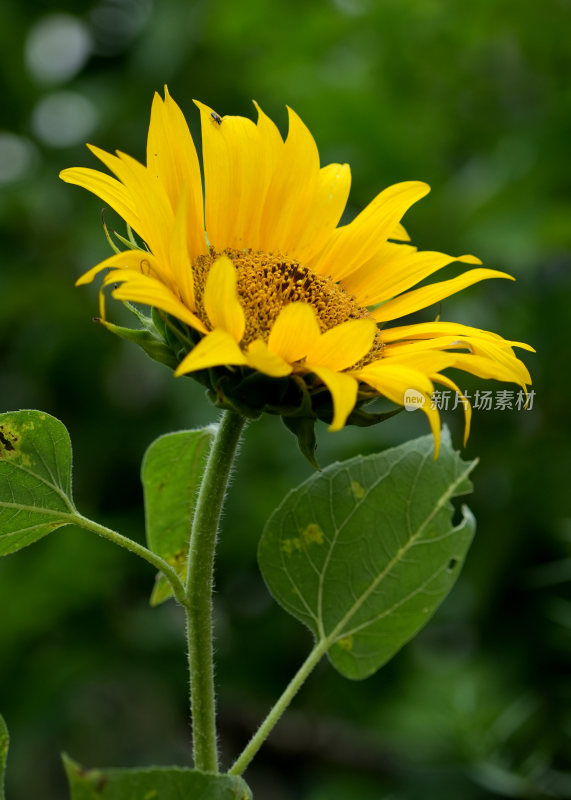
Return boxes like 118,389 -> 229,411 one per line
0,716 -> 7,800
64,756 -> 251,800
0,0 -> 568,797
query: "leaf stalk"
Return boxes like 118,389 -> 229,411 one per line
229,639 -> 328,776
72,514 -> 187,607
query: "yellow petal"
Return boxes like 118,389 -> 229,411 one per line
448,352 -> 531,389
433,374 -> 472,445
246,340 -> 292,377
381,322 -> 534,354
203,255 -> 246,342
287,163 -> 351,265
344,250 -> 482,307
355,362 -> 441,456
267,302 -> 321,363
458,338 -> 532,384
309,181 -> 430,281
310,366 -> 358,431
384,336 -> 473,357
75,249 -> 159,286
355,361 -> 433,396
372,268 -> 515,323
389,334 -> 531,386
88,145 -> 175,268
305,318 -> 377,371
253,100 -> 284,168
195,100 -> 262,251
258,106 -> 321,254
87,142 -> 125,176
168,187 -> 196,310
147,89 -> 206,261
175,329 -> 247,376
385,335 -> 532,381
338,240 -> 416,301
382,321 -> 507,344
103,269 -> 207,333
384,349 -> 458,374
392,222 -> 411,242
59,167 -> 141,234
247,101 -> 287,250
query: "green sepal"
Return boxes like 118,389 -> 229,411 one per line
112,231 -> 142,251
63,755 -> 252,800
202,365 -> 404,467
343,403 -> 403,428
282,415 -> 319,470
0,715 -> 8,800
208,370 -> 295,418
150,305 -> 169,339
95,318 -> 180,369
93,305 -> 199,372
208,375 -> 265,420
95,303 -> 406,459
151,307 -> 197,354
268,374 -> 314,418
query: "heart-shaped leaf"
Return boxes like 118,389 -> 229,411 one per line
0,411 -> 76,556
141,428 -> 214,604
258,430 -> 477,679
63,756 -> 252,799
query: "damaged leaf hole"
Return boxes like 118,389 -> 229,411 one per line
447,557 -> 459,572
0,425 -> 17,454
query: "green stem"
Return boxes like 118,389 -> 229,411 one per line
72,513 -> 187,607
185,410 -> 246,773
229,639 -> 328,776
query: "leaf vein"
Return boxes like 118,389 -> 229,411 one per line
323,459 -> 475,645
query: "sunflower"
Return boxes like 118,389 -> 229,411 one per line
60,88 -> 532,455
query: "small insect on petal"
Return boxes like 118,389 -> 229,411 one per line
61,89 -> 533,451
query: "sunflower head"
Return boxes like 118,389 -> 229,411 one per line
60,88 -> 533,465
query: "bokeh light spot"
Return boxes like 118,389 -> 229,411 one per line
31,92 -> 97,148
0,133 -> 38,184
90,0 -> 153,56
25,14 -> 92,85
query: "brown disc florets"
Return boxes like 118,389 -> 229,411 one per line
192,248 -> 383,363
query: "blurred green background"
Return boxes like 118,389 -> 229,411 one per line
1,0 -> 569,798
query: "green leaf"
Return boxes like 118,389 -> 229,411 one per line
0,715 -> 8,800
258,430 -> 477,680
0,410 -> 76,556
141,428 -> 215,605
63,756 -> 252,800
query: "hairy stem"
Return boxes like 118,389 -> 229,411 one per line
185,410 -> 246,773
229,639 -> 328,776
72,513 -> 187,607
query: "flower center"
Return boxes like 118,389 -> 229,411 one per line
193,249 -> 382,360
